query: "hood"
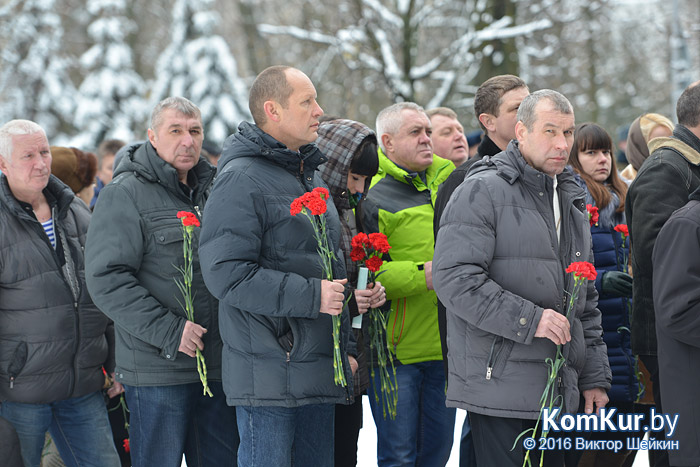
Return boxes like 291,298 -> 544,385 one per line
316,119 -> 375,210
648,125 -> 700,166
219,121 -> 327,180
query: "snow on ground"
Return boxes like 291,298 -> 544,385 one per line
183,396 -> 652,466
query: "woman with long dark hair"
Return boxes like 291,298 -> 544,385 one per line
569,123 -> 641,467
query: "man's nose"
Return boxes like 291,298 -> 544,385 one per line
313,101 -> 323,118
181,132 -> 194,147
554,133 -> 569,150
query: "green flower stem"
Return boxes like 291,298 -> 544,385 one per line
368,297 -> 398,419
518,277 -> 585,467
176,222 -> 213,397
302,209 -> 347,387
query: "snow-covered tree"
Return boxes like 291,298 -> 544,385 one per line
517,0 -> 674,130
73,0 -> 147,149
0,0 -> 77,137
151,0 -> 251,144
257,0 -> 550,117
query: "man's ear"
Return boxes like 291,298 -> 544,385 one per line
0,156 -> 7,173
263,100 -> 281,123
514,120 -> 527,143
147,128 -> 157,148
478,113 -> 495,134
381,133 -> 393,155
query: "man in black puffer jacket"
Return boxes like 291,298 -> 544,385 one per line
626,81 -> 700,467
199,66 -> 356,467
0,120 -> 119,466
86,97 -> 238,466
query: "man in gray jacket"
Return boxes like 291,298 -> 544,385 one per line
434,90 -> 611,467
85,97 -> 238,466
0,120 -> 119,466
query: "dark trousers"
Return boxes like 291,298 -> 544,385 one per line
639,355 -> 670,467
471,412 -> 583,467
334,397 -> 363,467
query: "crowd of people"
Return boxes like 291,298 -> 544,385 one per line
0,64 -> 699,467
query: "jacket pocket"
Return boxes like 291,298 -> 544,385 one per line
484,336 -> 513,380
8,341 -> 28,388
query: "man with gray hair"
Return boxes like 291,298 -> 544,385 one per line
85,97 -> 238,466
0,120 -> 119,466
362,101 -> 456,466
434,90 -> 611,466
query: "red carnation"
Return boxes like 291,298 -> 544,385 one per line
565,261 -> 597,281
123,438 -> 130,453
313,186 -> 330,200
352,233 -> 370,249
365,255 -> 384,272
586,204 -> 599,227
614,224 -> 628,237
350,246 -> 366,262
307,195 -> 327,216
290,198 -> 303,216
182,216 -> 200,227
369,232 -> 391,253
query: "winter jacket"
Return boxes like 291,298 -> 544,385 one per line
652,187 -> 700,466
575,176 -> 637,404
85,142 -> 221,386
433,134 -> 501,381
316,119 -> 374,397
198,122 -> 354,407
625,125 -> 700,356
433,141 -> 611,419
0,175 -> 112,403
361,149 -> 454,365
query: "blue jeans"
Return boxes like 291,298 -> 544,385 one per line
124,381 -> 238,467
236,403 -> 334,467
369,360 -> 456,467
0,390 -> 120,467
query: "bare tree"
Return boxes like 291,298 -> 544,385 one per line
256,0 -> 549,123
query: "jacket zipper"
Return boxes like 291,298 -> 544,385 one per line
485,336 -> 504,380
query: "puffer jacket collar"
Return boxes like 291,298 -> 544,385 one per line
377,148 -> 453,190
1,174 -> 76,223
114,141 -> 215,199
220,122 -> 327,186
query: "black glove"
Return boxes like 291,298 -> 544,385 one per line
601,271 -> 633,298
